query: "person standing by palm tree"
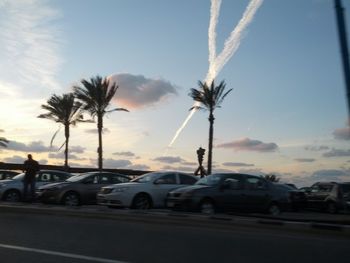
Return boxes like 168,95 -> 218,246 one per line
73,76 -> 129,171
189,80 -> 232,175
38,93 -> 86,170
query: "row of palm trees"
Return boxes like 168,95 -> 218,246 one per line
3,76 -> 232,175
38,76 -> 128,171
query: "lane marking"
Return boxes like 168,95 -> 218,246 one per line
0,243 -> 127,263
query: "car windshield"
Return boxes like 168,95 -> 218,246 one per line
274,183 -> 294,191
131,172 -> 163,183
196,174 -> 222,186
66,172 -> 95,182
12,173 -> 25,180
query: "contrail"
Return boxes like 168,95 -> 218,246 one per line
167,0 -> 263,149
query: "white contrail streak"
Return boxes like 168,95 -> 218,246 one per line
167,0 -> 263,149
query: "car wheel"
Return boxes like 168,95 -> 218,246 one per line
3,190 -> 21,202
326,202 -> 337,214
62,192 -> 80,206
200,199 -> 215,215
132,194 -> 152,209
268,203 -> 281,216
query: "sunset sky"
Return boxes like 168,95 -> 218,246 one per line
0,0 -> 349,187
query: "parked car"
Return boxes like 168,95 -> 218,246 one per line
166,173 -> 291,215
36,171 -> 130,206
0,170 -> 73,202
97,171 -> 198,209
305,181 -> 350,213
273,183 -> 307,211
0,170 -> 20,180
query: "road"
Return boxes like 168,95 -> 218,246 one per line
0,210 -> 349,263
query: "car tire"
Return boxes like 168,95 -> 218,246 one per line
132,193 -> 152,209
61,192 -> 81,206
199,199 -> 215,215
3,190 -> 21,202
268,203 -> 281,216
326,202 -> 337,214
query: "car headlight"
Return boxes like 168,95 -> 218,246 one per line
112,187 -> 130,193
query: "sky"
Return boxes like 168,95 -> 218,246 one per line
0,0 -> 349,187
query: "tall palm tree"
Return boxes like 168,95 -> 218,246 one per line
189,80 -> 232,175
73,75 -> 129,171
38,93 -> 86,170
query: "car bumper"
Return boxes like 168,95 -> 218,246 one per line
97,193 -> 132,208
166,197 -> 200,211
36,190 -> 61,204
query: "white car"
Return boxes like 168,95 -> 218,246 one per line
0,170 -> 73,202
97,171 -> 198,209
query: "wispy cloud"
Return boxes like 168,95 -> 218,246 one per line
323,149 -> 350,158
0,0 -> 63,94
294,158 -> 316,163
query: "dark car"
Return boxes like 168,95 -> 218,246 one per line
273,183 -> 307,211
36,171 -> 130,206
305,182 -> 350,213
166,173 -> 290,215
0,170 -> 20,180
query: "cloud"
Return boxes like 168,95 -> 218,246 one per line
0,0 -> 63,94
48,152 -> 86,161
304,145 -> 329,151
217,137 -> 278,152
153,156 -> 184,164
182,161 -> 197,166
70,146 -> 86,154
0,129 -> 4,133
3,155 -> 25,163
333,126 -> 350,141
323,149 -> 350,158
311,169 -> 349,181
222,162 -> 254,167
85,128 -> 110,134
108,73 -> 178,109
7,140 -> 57,153
102,158 -> 132,168
126,164 -> 150,170
113,151 -> 135,157
161,165 -> 194,172
294,158 -> 316,163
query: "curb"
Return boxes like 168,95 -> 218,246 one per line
1,203 -> 350,234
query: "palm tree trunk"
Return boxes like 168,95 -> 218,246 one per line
64,124 -> 69,171
207,112 -> 215,175
97,114 -> 103,171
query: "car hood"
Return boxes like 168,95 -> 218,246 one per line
170,184 -> 211,193
106,182 -> 144,189
0,179 -> 19,185
39,182 -> 71,190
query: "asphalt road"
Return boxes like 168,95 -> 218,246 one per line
0,210 -> 349,263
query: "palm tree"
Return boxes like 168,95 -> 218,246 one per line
189,80 -> 232,175
0,137 -> 8,148
38,93 -> 86,170
73,75 -> 129,171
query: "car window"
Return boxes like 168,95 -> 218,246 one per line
99,174 -> 110,184
51,172 -> 68,182
155,174 -> 177,184
179,174 -> 197,185
39,173 -> 51,182
312,184 -> 333,193
111,175 -> 129,184
246,177 -> 267,190
224,178 -> 243,190
83,175 -> 99,184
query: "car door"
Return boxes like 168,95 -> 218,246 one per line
35,172 -> 52,188
243,177 -> 271,211
84,173 -> 110,203
216,175 -> 246,211
152,173 -> 179,207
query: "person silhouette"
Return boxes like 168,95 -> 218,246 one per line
22,154 -> 40,202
